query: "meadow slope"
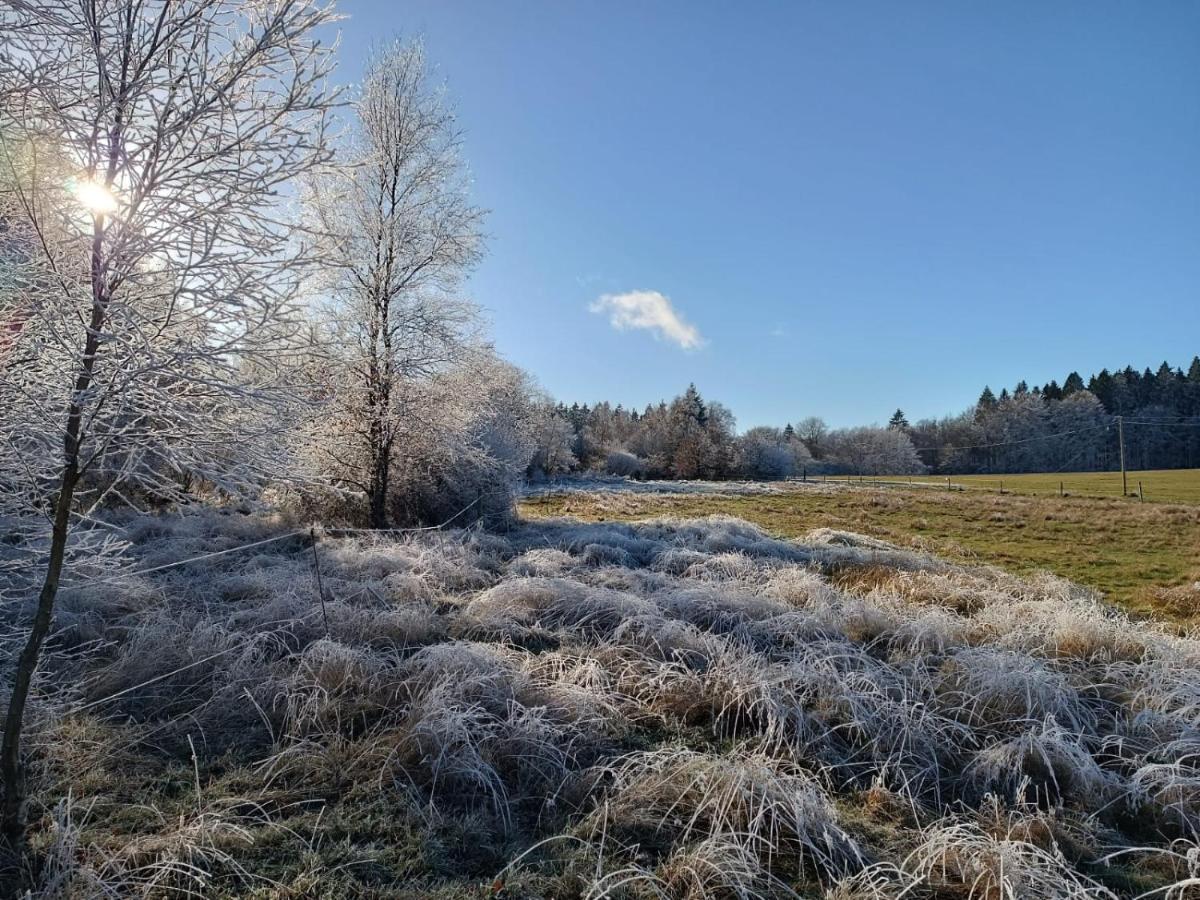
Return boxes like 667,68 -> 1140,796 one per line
522,481 -> 1200,626
2,507 -> 1199,897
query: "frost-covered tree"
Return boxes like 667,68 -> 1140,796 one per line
735,426 -> 811,479
391,353 -> 541,527
305,39 -> 485,527
1046,390 -> 1107,471
990,391 -> 1048,472
826,426 -> 926,475
0,0 -> 336,846
527,406 -> 578,479
666,386 -> 736,479
795,416 -> 828,459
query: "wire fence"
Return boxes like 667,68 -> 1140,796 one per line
33,501 -> 488,722
820,470 -> 1200,504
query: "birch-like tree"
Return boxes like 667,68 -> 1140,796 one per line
306,39 -> 485,528
0,0 -> 336,847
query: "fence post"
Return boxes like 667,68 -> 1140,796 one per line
1059,481 -> 1064,497
1139,481 -> 1144,503
309,527 -> 331,636
946,477 -> 951,492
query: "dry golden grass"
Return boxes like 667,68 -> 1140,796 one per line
10,507 -> 1200,898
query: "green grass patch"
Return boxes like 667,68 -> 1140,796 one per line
869,468 -> 1200,504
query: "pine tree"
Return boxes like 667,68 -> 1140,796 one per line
1014,380 -> 1029,396
888,409 -> 910,431
681,383 -> 707,425
1062,372 -> 1085,395
1043,380 -> 1063,401
1089,369 -> 1115,411
1188,357 -> 1200,382
783,422 -> 795,441
1154,361 -> 1179,406
1140,368 -> 1155,406
977,387 -> 997,410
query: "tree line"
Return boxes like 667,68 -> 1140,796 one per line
908,358 -> 1200,473
529,384 -> 925,480
533,357 -> 1200,480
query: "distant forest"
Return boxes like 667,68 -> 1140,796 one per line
535,356 -> 1200,479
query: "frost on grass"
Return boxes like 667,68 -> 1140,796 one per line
5,508 -> 1200,896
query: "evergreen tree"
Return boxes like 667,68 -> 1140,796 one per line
1014,380 -> 1029,396
1089,369 -> 1115,411
977,386 -> 997,410
680,383 -> 707,425
1139,367 -> 1155,406
1062,371 -> 1085,395
888,409 -> 910,431
782,422 -> 795,441
1154,361 -> 1179,407
1043,380 -> 1063,402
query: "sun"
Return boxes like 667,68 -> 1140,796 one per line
74,179 -> 118,215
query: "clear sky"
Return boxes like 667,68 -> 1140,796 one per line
333,1 -> 1199,429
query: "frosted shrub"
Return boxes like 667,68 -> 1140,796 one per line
605,451 -> 648,478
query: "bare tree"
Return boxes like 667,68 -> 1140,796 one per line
795,416 -> 828,459
306,39 -> 485,528
0,0 -> 337,848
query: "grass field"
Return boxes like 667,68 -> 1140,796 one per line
857,468 -> 1200,504
521,482 -> 1200,626
8,508 -> 1200,896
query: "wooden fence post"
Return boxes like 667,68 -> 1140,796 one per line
309,527 -> 330,636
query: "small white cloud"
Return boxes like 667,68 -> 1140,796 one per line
769,325 -> 787,338
588,290 -> 706,350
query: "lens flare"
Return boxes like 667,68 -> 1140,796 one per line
75,180 -> 118,215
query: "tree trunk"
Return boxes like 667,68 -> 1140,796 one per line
367,439 -> 391,529
0,466 -> 77,847
1,219 -> 107,851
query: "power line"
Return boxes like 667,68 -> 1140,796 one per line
912,423 -> 1113,454
913,416 -> 1200,455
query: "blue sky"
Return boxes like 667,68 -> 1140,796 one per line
335,1 -> 1199,429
